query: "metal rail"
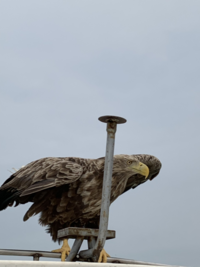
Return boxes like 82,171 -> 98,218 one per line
0,249 -> 171,266
0,249 -> 61,261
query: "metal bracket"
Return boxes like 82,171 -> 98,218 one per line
58,227 -> 115,261
58,227 -> 115,240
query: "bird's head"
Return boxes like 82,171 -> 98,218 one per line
113,155 -> 149,178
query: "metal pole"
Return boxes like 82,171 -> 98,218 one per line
87,237 -> 96,249
92,120 -> 116,261
66,237 -> 84,262
79,115 -> 126,261
33,254 -> 40,261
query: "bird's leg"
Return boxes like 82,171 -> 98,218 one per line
52,239 -> 71,261
98,248 -> 110,263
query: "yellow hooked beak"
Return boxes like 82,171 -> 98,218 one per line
132,161 -> 149,179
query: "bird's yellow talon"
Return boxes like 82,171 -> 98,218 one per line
52,239 -> 71,261
98,248 -> 110,263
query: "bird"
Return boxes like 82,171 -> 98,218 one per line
0,154 -> 161,262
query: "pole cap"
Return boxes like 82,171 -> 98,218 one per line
98,115 -> 127,124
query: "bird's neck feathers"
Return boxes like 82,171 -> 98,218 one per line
112,170 -> 131,181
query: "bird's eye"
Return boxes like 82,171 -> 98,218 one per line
128,161 -> 132,165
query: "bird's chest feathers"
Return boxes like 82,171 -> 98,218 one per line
110,173 -> 129,202
75,171 -> 128,211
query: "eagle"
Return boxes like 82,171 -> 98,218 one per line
0,154 -> 161,262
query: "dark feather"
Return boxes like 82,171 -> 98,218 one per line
21,179 -> 56,196
0,189 -> 21,210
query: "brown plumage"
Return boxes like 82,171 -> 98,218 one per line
0,154 -> 161,242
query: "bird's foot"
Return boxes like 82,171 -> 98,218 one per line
98,248 -> 110,263
52,239 -> 71,261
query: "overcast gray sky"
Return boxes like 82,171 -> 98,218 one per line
0,1 -> 200,266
